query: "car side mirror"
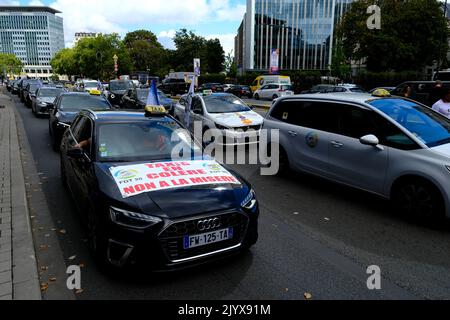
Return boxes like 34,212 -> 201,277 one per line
360,134 -> 379,146
67,148 -> 84,159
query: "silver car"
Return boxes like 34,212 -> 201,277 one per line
263,92 -> 450,220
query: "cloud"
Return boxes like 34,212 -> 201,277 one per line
28,0 -> 44,5
158,30 -> 176,50
1,0 -> 20,5
45,0 -> 244,47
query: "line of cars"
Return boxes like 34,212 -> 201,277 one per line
8,78 -> 260,272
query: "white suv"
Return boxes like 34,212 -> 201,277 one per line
253,83 -> 294,101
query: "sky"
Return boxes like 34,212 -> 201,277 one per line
0,0 -> 246,54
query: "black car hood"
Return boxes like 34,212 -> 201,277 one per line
56,110 -> 79,123
94,162 -> 250,219
110,90 -> 127,95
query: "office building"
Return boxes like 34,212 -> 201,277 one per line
236,0 -> 353,72
0,6 -> 65,79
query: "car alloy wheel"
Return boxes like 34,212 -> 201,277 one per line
394,179 -> 444,220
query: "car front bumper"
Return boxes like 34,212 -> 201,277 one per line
101,208 -> 259,271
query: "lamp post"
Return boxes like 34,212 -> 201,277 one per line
113,54 -> 119,79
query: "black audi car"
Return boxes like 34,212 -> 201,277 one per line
121,87 -> 175,115
49,92 -> 112,150
107,80 -> 134,106
59,108 -> 259,270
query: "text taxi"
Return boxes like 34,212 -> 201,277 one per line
59,106 -> 259,270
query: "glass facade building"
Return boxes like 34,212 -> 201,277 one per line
238,0 -> 352,71
0,6 -> 64,78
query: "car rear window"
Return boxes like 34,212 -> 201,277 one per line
60,95 -> 111,111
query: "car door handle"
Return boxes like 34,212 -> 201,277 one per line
288,131 -> 297,137
331,141 -> 344,148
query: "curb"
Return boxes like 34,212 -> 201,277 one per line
2,90 -> 41,300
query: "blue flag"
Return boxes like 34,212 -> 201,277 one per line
146,80 -> 161,106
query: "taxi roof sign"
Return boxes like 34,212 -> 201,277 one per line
145,105 -> 168,117
89,89 -> 102,96
371,89 -> 391,98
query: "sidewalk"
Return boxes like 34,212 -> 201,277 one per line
0,86 -> 41,300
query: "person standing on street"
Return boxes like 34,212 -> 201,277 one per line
432,87 -> 450,118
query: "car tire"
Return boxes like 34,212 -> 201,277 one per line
86,207 -> 110,270
264,143 -> 290,176
392,177 -> 445,221
254,93 -> 259,100
51,130 -> 59,152
60,155 -> 68,188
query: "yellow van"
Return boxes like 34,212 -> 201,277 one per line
250,75 -> 291,92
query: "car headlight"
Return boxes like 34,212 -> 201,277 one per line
215,123 -> 229,130
109,206 -> 162,229
241,189 -> 257,210
38,101 -> 48,106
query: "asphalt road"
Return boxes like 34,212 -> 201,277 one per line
10,92 -> 450,300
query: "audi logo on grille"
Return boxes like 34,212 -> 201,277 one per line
197,218 -> 221,231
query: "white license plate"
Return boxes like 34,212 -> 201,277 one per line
183,228 -> 233,249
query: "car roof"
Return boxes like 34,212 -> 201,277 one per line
281,92 -> 398,105
60,92 -> 89,96
83,110 -> 175,123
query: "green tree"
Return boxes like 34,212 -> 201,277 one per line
330,39 -> 351,80
224,51 -> 237,77
0,53 -> 23,75
73,33 -> 132,80
123,30 -> 167,73
203,39 -> 225,74
123,29 -> 160,48
50,48 -> 77,76
337,0 -> 449,72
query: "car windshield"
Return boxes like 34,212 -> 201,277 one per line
137,89 -> 169,102
84,82 -> 97,88
350,87 -> 365,93
38,88 -> 63,97
203,95 -> 251,113
369,99 -> 450,147
97,121 -> 201,162
60,95 -> 111,111
110,81 -> 131,90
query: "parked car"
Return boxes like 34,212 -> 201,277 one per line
391,81 -> 450,107
250,75 -> 291,93
107,79 -> 134,106
226,85 -> 252,99
24,82 -> 43,108
20,79 -> 41,103
59,108 -> 259,269
222,84 -> 234,92
263,90 -> 450,220
49,91 -> 112,151
174,93 -> 264,147
198,83 -> 224,93
158,78 -> 190,96
31,86 -> 65,117
75,79 -> 98,93
253,84 -> 294,100
121,87 -> 175,115
300,84 -> 335,94
321,84 -> 366,94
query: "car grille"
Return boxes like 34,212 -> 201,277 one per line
235,125 -> 261,132
158,212 -> 249,262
